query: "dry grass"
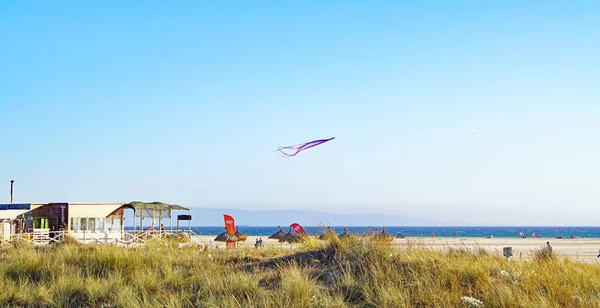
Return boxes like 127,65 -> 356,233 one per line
0,238 -> 598,307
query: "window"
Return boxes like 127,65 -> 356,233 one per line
34,217 -> 49,229
88,218 -> 96,232
112,217 -> 121,232
80,218 -> 87,231
71,217 -> 79,231
97,218 -> 104,232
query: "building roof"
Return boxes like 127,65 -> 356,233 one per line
0,203 -> 31,210
123,201 -> 188,211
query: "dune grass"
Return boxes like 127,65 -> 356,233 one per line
0,237 -> 598,307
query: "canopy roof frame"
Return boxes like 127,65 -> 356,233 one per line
123,201 -> 190,232
123,201 -> 188,211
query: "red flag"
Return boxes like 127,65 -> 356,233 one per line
224,214 -> 235,234
290,223 -> 305,235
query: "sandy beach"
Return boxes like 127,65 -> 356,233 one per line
194,235 -> 600,263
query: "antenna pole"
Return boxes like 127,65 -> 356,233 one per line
10,180 -> 14,203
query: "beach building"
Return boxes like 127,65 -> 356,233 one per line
0,201 -> 191,243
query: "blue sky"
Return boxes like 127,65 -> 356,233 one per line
1,1 -> 599,225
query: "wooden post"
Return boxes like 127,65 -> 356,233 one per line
503,247 -> 512,262
159,210 -> 162,235
151,210 -> 155,229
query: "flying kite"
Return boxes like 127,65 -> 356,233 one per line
275,137 -> 335,157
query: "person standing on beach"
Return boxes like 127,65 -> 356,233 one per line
546,242 -> 552,252
519,230 -> 524,238
453,230 -> 457,238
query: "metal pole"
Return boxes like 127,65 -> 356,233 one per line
10,180 -> 14,203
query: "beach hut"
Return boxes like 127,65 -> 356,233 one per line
235,226 -> 248,242
0,202 -> 130,243
0,200 -> 191,244
269,226 -> 286,240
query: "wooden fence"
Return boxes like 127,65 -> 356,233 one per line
0,230 -> 203,247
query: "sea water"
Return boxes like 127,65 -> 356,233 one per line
126,226 -> 600,238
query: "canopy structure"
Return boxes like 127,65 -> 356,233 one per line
123,201 -> 190,232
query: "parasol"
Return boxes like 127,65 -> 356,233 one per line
269,226 -> 286,240
235,226 -> 248,242
318,226 -> 338,240
373,226 -> 393,243
215,228 -> 239,242
339,227 -> 352,240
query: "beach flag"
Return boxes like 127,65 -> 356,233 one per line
224,214 -> 235,234
223,214 -> 236,249
291,223 -> 305,235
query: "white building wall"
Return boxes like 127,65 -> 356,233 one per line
1,222 -> 10,241
68,203 -> 124,218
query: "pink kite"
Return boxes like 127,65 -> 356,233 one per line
275,137 -> 335,157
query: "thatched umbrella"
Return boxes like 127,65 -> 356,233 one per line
281,225 -> 305,249
268,226 -> 286,240
235,226 -> 248,242
339,227 -> 352,240
374,226 -> 393,243
318,226 -> 338,240
214,228 -> 239,243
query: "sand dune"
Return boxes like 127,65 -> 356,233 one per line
194,235 -> 600,263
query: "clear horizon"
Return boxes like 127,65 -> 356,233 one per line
1,1 -> 599,225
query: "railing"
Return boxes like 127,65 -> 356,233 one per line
0,230 -> 203,247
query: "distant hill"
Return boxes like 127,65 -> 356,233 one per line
125,207 -> 446,227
